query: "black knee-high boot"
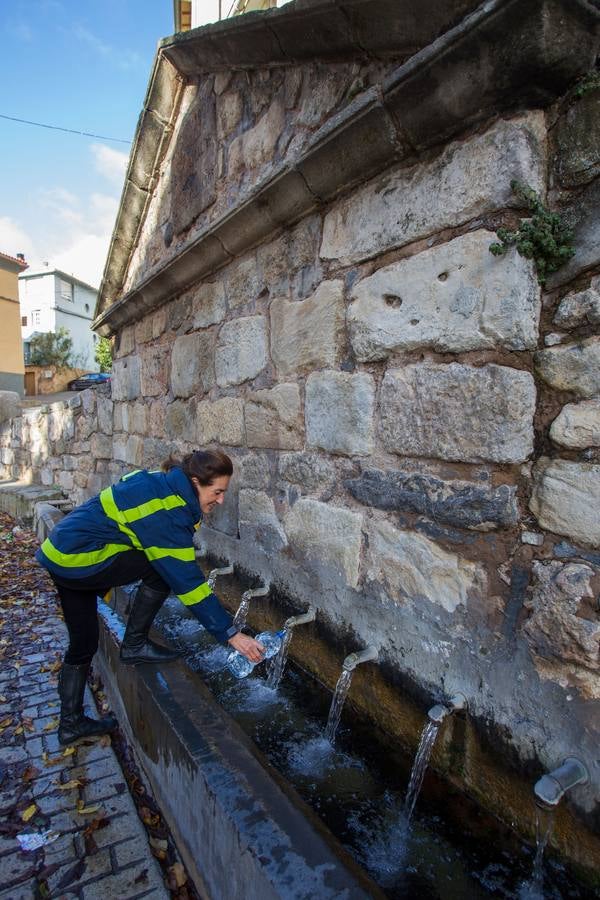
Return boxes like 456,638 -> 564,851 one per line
119,583 -> 182,665
58,663 -> 117,746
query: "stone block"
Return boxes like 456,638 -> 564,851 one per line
346,468 -> 518,530
90,433 -> 112,459
288,216 -> 321,271
239,488 -> 287,552
270,280 -> 344,377
284,498 -> 363,588
297,68 -> 346,128
215,316 -> 268,387
166,399 -> 198,444
170,82 -> 217,236
321,113 -> 546,265
171,331 -> 216,398
556,90 -> 600,187
534,337 -> 600,399
380,363 -> 536,464
130,402 -> 147,435
197,397 -> 245,446
546,177 -> 600,288
217,90 -> 243,138
550,400 -> 600,449
553,288 -> 600,330
187,279 -> 227,330
348,230 -> 540,359
257,234 -> 289,298
366,520 -> 486,613
245,384 -> 303,450
522,561 -> 600,698
140,342 -> 171,398
530,458 -> 600,548
305,371 -> 375,456
228,96 -> 285,174
224,255 -> 263,310
111,356 -> 141,402
237,452 -> 272,490
96,393 -> 113,436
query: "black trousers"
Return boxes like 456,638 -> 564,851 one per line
51,552 -> 169,665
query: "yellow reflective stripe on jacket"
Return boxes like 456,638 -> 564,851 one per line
40,537 -> 132,568
178,581 -> 213,606
99,487 -> 143,550
117,494 -> 186,523
144,546 -> 195,563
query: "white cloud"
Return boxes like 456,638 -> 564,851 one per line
71,24 -> 144,71
7,185 -> 119,287
91,144 -> 129,186
53,233 -> 110,288
0,217 -> 35,261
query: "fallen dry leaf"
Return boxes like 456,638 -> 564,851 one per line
63,746 -> 76,757
42,752 -> 65,768
56,779 -> 82,791
76,801 -> 101,815
168,861 -> 187,889
21,803 -> 37,822
140,806 -> 160,827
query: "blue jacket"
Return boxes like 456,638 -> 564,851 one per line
36,466 -> 235,643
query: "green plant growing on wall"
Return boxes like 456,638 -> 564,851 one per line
28,327 -> 74,367
573,70 -> 600,99
489,180 -> 575,285
94,336 -> 113,373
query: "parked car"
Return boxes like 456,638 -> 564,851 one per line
67,372 -> 111,391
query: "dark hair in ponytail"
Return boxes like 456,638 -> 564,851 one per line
161,449 -> 233,485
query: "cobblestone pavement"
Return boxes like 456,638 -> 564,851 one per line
0,513 -> 171,899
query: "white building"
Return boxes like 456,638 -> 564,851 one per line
19,267 -> 99,369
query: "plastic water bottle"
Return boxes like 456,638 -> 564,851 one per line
226,630 -> 285,679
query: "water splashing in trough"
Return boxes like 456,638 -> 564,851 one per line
325,667 -> 354,744
267,628 -> 292,691
518,806 -> 556,899
404,720 -> 440,823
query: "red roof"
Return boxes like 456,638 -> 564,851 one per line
0,251 -> 28,270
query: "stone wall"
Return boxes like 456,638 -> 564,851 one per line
2,55 -> 600,853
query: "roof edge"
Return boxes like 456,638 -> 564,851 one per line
95,0 -> 600,336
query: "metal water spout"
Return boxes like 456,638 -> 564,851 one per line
534,758 -> 589,808
342,645 -> 378,671
207,564 -> 233,590
284,607 -> 316,629
266,608 -> 316,691
427,692 -> 466,724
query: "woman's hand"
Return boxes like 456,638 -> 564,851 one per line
227,632 -> 265,663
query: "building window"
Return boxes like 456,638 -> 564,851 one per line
24,343 -> 31,365
21,315 -> 27,326
60,279 -> 74,302
32,310 -> 41,326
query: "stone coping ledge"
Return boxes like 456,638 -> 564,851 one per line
0,479 -> 66,521
94,0 -> 599,335
95,603 -> 383,900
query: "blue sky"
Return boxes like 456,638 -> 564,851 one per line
0,0 -> 225,287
